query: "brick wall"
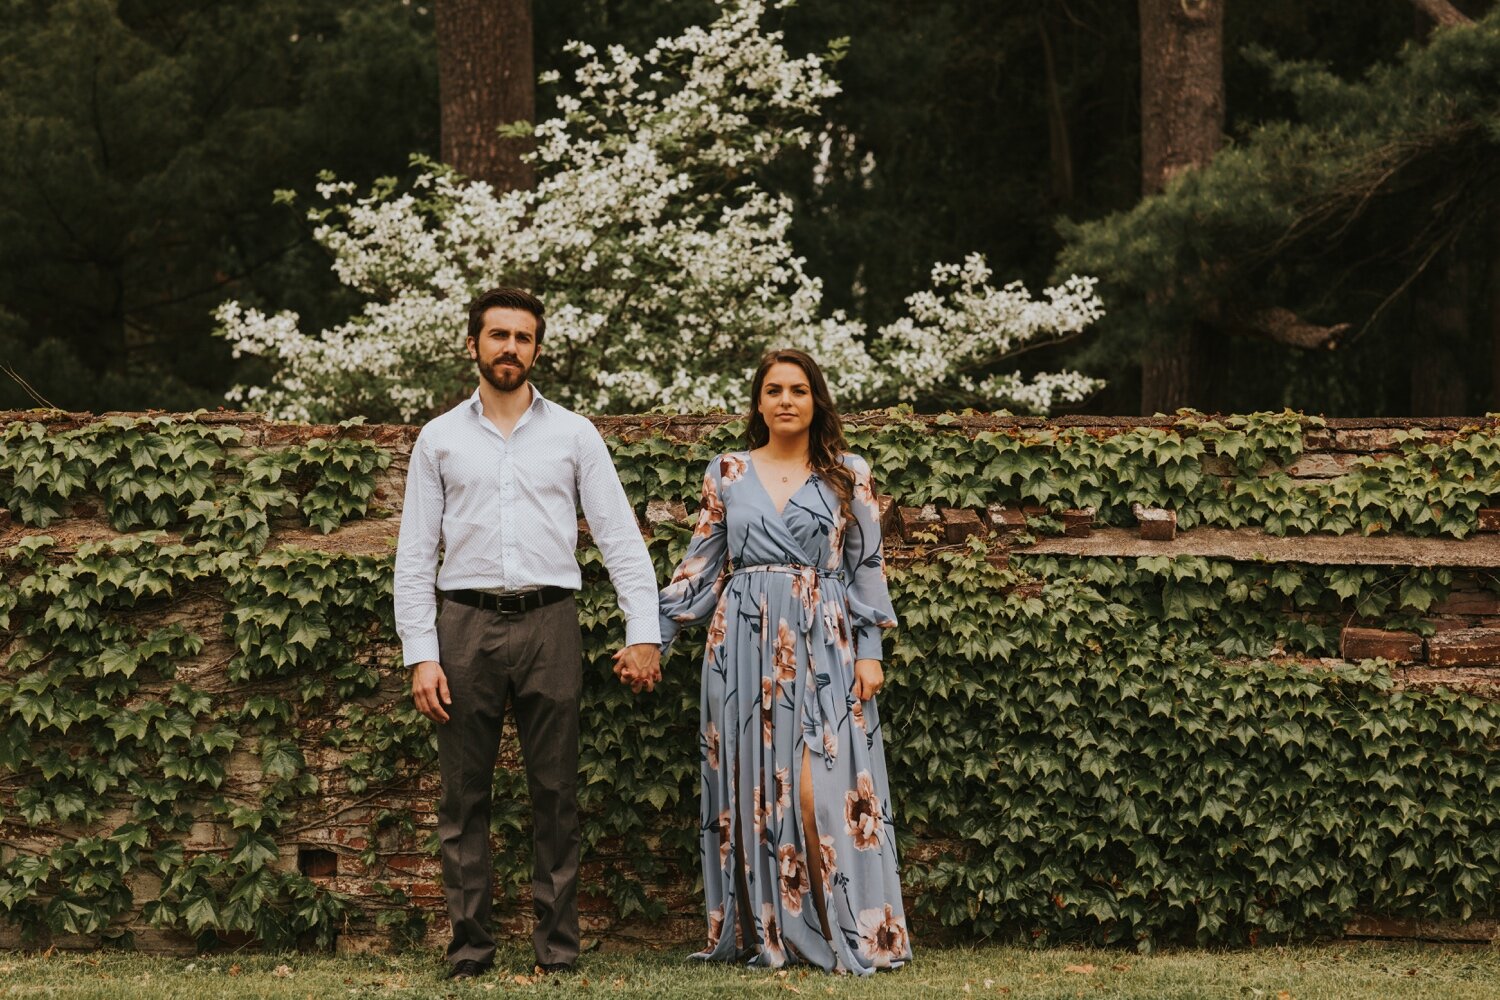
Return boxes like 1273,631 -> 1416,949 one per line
4,411 -> 1500,952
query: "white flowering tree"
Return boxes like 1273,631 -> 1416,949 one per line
218,0 -> 1105,423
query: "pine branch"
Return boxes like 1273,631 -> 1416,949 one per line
1235,307 -> 1351,350
1407,0 -> 1474,29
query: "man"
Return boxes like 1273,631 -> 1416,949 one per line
394,287 -> 662,980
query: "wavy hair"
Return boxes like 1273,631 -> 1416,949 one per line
746,349 -> 854,525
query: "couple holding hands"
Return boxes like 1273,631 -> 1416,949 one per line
394,288 -> 911,980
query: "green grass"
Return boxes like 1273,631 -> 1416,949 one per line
1,942 -> 1498,998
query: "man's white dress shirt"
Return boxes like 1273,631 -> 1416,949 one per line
394,386 -> 661,666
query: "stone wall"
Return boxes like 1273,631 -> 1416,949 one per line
3,411 -> 1500,952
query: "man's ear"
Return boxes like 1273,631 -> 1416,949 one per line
465,335 -> 477,360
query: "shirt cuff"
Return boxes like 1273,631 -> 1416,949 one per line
625,617 -> 663,647
855,625 -> 884,662
402,633 -> 441,667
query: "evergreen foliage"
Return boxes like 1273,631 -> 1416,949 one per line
1056,11 -> 1500,414
0,0 -> 437,412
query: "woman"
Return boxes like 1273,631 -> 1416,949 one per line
658,349 -> 911,975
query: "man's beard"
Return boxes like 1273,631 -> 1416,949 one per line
478,355 -> 529,392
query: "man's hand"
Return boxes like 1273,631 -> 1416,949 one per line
612,644 -> 662,693
412,660 -> 452,723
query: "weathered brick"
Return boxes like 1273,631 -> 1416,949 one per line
384,853 -> 443,879
1430,589 -> 1500,616
1131,503 -> 1177,541
1428,628 -> 1500,667
940,507 -> 984,544
898,505 -> 941,541
1339,627 -> 1423,663
1061,508 -> 1094,538
876,494 -> 897,540
985,504 -> 1027,534
1479,510 -> 1500,533
185,821 -> 223,850
644,499 -> 686,535
1284,453 -> 1363,478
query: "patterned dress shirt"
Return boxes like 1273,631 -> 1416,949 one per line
394,386 -> 661,665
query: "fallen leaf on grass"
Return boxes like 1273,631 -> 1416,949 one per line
228,963 -> 241,977
1111,964 -> 1130,972
1277,992 -> 1292,1000
1063,964 -> 1096,974
273,964 -> 293,978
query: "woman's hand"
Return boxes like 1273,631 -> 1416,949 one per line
852,658 -> 883,701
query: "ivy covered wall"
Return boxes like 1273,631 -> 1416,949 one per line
2,409 -> 1500,954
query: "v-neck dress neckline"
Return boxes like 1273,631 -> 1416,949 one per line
746,452 -> 816,517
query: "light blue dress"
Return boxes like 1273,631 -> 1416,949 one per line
659,452 -> 911,975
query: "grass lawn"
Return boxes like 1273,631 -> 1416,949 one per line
0,941 -> 1497,998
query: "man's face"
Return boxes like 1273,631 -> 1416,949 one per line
468,306 -> 540,393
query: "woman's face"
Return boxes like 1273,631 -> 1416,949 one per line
758,361 -> 815,438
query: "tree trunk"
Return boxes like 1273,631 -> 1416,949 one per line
1410,245 -> 1471,416
1137,0 -> 1223,414
1489,211 -> 1500,411
1038,12 -> 1073,205
1140,338 -> 1202,415
435,0 -> 535,192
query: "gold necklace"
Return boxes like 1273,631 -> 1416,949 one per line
761,450 -> 809,484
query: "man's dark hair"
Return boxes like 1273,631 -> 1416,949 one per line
467,287 -> 546,344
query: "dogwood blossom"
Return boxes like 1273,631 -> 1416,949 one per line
219,0 -> 1104,422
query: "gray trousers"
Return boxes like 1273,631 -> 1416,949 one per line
435,597 -> 583,968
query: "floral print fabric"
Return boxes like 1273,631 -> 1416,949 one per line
659,452 -> 911,975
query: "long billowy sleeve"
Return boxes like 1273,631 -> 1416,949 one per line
841,453 -> 897,661
657,457 -> 730,656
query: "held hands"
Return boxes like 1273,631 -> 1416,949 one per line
612,643 -> 662,693
411,660 -> 451,723
852,658 -> 883,701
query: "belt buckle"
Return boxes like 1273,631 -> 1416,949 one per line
494,593 -> 527,615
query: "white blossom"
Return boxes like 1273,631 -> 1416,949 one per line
218,0 -> 1105,422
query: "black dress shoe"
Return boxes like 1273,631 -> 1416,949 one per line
535,961 -> 575,975
446,959 -> 490,980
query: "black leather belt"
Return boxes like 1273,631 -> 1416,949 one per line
441,586 -> 572,615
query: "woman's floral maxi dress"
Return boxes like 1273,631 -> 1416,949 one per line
658,452 -> 912,975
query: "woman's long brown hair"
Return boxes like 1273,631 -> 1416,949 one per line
746,349 -> 855,525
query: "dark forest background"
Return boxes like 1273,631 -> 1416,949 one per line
2,0 -> 1497,417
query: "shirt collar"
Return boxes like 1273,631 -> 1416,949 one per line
467,384 -> 548,416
